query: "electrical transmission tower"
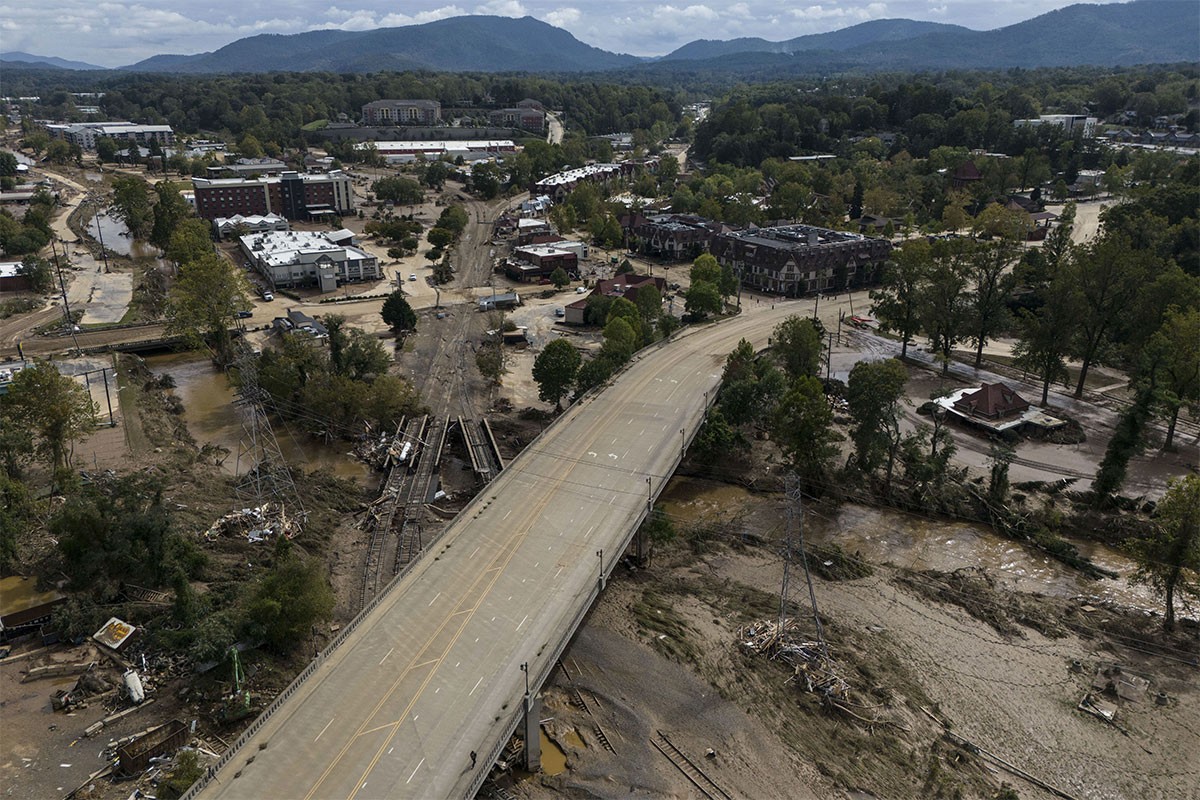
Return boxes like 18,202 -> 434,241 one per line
231,349 -> 305,523
779,476 -> 828,659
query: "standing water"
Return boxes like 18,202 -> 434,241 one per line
146,353 -> 374,486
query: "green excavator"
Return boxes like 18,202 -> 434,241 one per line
217,646 -> 253,724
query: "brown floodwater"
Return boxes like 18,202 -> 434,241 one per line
659,476 -> 1156,611
90,210 -> 162,260
539,729 -> 568,776
146,353 -> 374,485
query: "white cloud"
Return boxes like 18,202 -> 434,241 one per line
473,0 -> 527,16
544,7 -> 581,27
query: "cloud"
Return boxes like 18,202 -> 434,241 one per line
544,7 -> 581,27
791,3 -> 888,21
473,0 -> 527,16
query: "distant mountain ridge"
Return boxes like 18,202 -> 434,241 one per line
15,1 -> 1200,76
661,19 -> 972,61
121,16 -> 639,74
0,51 -> 105,70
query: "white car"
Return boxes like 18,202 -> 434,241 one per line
409,273 -> 417,281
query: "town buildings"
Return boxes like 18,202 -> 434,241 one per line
563,274 -> 666,325
42,121 -> 174,150
212,213 -> 289,239
531,160 -> 657,203
488,100 -> 546,133
205,157 -> 288,178
239,229 -> 379,292
709,224 -> 892,296
192,171 -> 354,222
365,140 -> 516,163
622,213 -> 722,260
1013,114 -> 1097,138
361,99 -> 442,126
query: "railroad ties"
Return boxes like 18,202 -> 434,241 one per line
457,416 -> 504,483
651,730 -> 734,800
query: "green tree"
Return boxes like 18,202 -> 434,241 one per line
475,340 -> 505,385
1130,474 -> 1200,632
691,406 -> 739,462
243,541 -> 334,652
532,338 -> 581,410
601,317 -> 638,364
470,162 -> 501,199
966,238 -> 1020,368
548,267 -> 570,289
325,316 -> 390,381
871,241 -> 929,359
150,181 -> 193,251
165,218 -> 214,265
1093,382 -> 1156,500
772,315 -> 822,379
1012,268 -> 1079,405
685,281 -> 722,318
918,246 -> 971,376
1068,234 -> 1151,397
166,251 -> 251,364
575,355 -> 616,393
772,376 -> 842,492
427,227 -> 454,249
17,255 -> 54,294
111,175 -> 153,239
0,361 -> 95,479
381,290 -> 417,333
1145,309 -> 1200,450
847,358 -> 909,486
372,176 -> 423,205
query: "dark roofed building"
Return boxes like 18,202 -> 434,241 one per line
710,224 -> 891,297
952,383 -> 1030,420
951,160 -> 983,189
623,213 -> 721,260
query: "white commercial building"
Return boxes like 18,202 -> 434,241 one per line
1013,115 -> 1097,138
43,121 -> 175,150
240,229 -> 380,292
213,214 -> 289,239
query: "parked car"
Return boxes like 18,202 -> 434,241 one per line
261,291 -> 274,302
236,310 -> 253,319
409,273 -> 417,281
554,308 -> 565,318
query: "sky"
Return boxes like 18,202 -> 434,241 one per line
0,0 -> 1130,68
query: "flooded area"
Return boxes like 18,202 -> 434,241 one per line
539,729 -> 569,776
659,476 -> 1156,611
90,210 -> 162,260
146,353 -> 375,486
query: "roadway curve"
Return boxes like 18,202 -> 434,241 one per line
193,302 -> 802,800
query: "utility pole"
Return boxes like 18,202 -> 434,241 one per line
50,240 -> 82,354
826,332 -> 833,382
779,477 -> 828,659
91,199 -> 110,274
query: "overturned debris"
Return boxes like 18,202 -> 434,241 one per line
739,618 -> 865,718
202,502 -> 301,543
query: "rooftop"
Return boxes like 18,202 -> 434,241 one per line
241,230 -> 372,268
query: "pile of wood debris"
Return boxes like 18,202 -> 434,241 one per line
201,502 -> 302,543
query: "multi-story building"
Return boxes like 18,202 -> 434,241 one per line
488,105 -> 545,133
1013,114 -> 1097,138
361,99 -> 442,125
191,171 -> 354,222
43,121 -> 174,150
239,229 -> 379,292
710,225 -> 892,296
623,213 -> 722,260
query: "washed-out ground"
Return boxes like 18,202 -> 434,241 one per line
502,478 -> 1200,800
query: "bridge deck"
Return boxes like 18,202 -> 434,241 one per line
193,305 -> 796,800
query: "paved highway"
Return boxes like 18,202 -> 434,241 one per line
194,302 -> 802,800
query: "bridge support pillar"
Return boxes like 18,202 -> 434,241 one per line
522,692 -> 542,772
635,525 -> 649,566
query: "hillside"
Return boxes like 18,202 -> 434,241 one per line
121,16 -> 639,74
662,19 -> 970,61
0,51 -> 105,71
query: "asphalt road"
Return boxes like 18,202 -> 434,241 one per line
195,302 -> 802,800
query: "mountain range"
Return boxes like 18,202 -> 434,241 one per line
4,1 -> 1197,77
0,51 -> 105,71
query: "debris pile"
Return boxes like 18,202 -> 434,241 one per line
1078,664 -> 1150,724
202,503 -> 301,543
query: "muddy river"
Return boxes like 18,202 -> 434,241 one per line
659,476 -> 1156,611
146,353 -> 374,486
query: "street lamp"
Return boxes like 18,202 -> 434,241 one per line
520,661 -> 529,698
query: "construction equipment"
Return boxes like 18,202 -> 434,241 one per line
217,647 -> 252,724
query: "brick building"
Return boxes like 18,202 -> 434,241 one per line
361,99 -> 442,125
192,171 -> 354,222
623,213 -> 722,260
710,225 -> 891,296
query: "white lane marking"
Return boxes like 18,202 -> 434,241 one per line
388,748 -> 394,755
516,614 -> 529,631
470,547 -> 480,559
413,715 -> 419,721
587,451 -> 597,458
407,758 -> 425,784
611,437 -> 618,444
504,509 -> 512,519
435,687 -> 440,693
608,453 -> 618,459
314,717 -> 335,742
427,592 -> 441,607
534,562 -> 539,568
379,648 -> 394,665
587,525 -> 595,534
555,566 -> 564,578
470,676 -> 484,695
455,661 -> 460,668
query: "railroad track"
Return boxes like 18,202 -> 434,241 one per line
651,730 -> 734,800
359,415 -> 430,611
